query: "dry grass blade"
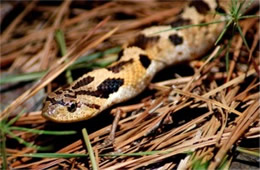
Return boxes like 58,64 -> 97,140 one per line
173,88 -> 243,116
202,69 -> 256,98
40,0 -> 72,70
209,100 -> 259,169
0,1 -> 36,44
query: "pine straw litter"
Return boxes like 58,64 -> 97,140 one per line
0,1 -> 259,169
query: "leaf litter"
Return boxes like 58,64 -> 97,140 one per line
0,1 -> 259,169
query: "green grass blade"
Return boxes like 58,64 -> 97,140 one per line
239,15 -> 260,19
0,71 -> 46,85
65,70 -> 73,84
236,22 -> 250,51
19,150 -> 172,159
173,20 -> 226,30
0,47 -> 121,85
21,153 -> 89,158
236,147 -> 260,157
103,46 -> 122,55
71,53 -> 103,66
55,29 -> 73,83
9,126 -> 77,135
218,155 -> 231,170
6,110 -> 25,126
55,29 -> 67,56
70,46 -> 121,67
82,128 -> 98,170
192,159 -> 209,170
215,19 -> 233,45
236,0 -> 246,16
225,52 -> 230,73
19,150 -> 173,159
225,38 -> 233,73
6,130 -> 52,151
70,55 -> 118,70
153,19 -> 228,35
101,150 -> 171,157
0,125 -> 8,169
230,0 -> 235,15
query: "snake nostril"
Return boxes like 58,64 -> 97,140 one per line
67,103 -> 77,112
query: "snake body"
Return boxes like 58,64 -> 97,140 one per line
42,0 -> 227,122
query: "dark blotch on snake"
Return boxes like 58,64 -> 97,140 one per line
65,78 -> 124,99
215,0 -> 226,14
54,90 -> 63,95
170,18 -> 191,28
139,54 -> 151,68
189,0 -> 210,14
169,34 -> 183,46
116,49 -> 124,61
129,34 -> 160,50
72,76 -> 94,89
107,58 -> 134,73
96,78 -> 124,98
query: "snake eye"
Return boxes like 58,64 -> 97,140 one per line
67,102 -> 77,112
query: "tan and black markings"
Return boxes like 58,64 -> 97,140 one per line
189,0 -> 210,14
46,96 -> 100,114
170,18 -> 191,28
107,59 -> 134,73
169,34 -> 183,46
116,49 -> 124,61
72,76 -> 94,89
139,54 -> 151,68
65,78 -> 124,98
128,34 -> 160,50
46,97 -> 66,106
42,0 -> 229,122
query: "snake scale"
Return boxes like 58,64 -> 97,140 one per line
42,0 -> 228,122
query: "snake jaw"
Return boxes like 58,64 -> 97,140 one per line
42,99 -> 99,123
42,101 -> 67,122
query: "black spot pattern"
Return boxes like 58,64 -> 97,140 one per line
64,78 -> 124,99
54,90 -> 62,95
215,0 -> 226,13
96,78 -> 124,98
169,34 -> 183,45
129,34 -> 160,50
63,94 -> 74,98
139,54 -> 151,68
189,0 -> 210,14
116,49 -> 124,61
170,18 -> 191,28
107,59 -> 134,73
72,76 -> 94,89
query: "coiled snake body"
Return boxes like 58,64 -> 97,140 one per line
42,0 -> 227,122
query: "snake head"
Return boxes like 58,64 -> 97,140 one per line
42,91 -> 100,123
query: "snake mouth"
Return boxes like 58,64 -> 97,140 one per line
41,110 -> 72,123
41,101 -> 97,123
41,104 -> 59,122
42,111 -> 57,122
41,101 -> 66,123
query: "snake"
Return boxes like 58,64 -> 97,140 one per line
42,0 -> 228,122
